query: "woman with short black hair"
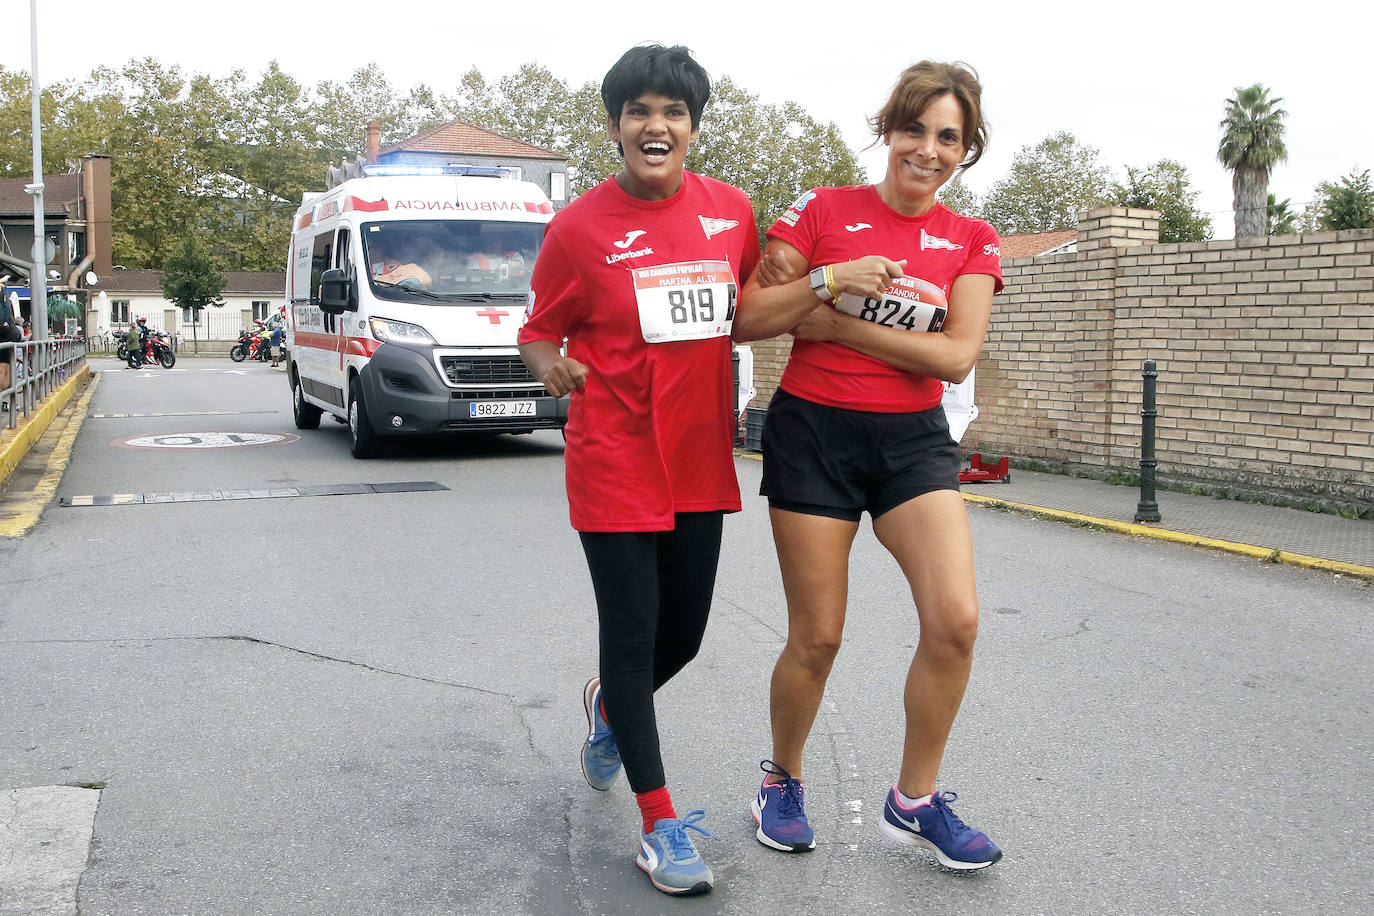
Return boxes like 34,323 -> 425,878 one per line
519,43 -> 759,896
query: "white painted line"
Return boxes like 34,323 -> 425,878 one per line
0,785 -> 102,916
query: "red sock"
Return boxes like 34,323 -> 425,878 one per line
599,697 -> 608,723
636,787 -> 676,834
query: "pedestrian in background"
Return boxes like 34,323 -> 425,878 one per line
0,311 -> 21,411
269,323 -> 284,368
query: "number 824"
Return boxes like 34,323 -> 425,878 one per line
857,297 -> 946,333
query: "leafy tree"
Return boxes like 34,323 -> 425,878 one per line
1267,193 -> 1298,235
1112,159 -> 1212,243
688,79 -> 863,237
980,132 -> 1113,235
314,63 -> 402,154
1310,169 -> 1374,230
1217,83 -> 1287,238
0,67 -> 92,177
219,63 -> 331,269
161,236 -> 225,352
561,80 -> 623,193
938,179 -> 981,216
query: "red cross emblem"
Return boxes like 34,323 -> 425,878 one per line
477,308 -> 509,325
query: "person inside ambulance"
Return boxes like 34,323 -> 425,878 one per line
368,233 -> 435,289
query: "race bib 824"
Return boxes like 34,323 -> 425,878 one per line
834,275 -> 948,333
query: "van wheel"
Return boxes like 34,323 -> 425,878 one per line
348,384 -> 381,458
292,374 -> 321,430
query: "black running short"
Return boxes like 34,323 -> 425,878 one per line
759,388 -> 960,522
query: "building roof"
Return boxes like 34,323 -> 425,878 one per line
0,173 -> 83,218
95,269 -> 285,295
1000,229 -> 1078,259
381,120 -> 563,161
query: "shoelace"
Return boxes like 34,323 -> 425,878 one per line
759,759 -> 804,819
660,810 -> 715,862
929,791 -> 971,836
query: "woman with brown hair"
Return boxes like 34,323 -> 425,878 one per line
733,60 -> 1004,870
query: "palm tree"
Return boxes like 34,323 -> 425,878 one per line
1267,193 -> 1298,236
1218,84 -> 1287,238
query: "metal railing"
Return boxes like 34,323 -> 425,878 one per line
2,337 -> 87,432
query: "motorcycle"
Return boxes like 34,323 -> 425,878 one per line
229,325 -> 273,363
113,328 -> 131,361
126,331 -> 176,369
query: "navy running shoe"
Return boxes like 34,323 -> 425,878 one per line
880,788 -> 1002,870
580,677 -> 621,791
637,810 -> 716,895
750,759 -> 815,852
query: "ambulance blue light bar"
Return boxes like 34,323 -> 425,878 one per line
361,164 -> 518,179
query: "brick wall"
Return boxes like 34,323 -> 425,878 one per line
744,208 -> 1374,510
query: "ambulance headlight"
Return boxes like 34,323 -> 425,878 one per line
369,317 -> 436,346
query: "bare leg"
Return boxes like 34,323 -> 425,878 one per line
871,490 -> 980,798
766,508 -> 860,779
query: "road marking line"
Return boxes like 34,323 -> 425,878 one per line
60,480 -> 448,508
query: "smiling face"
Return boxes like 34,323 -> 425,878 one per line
608,93 -> 699,201
878,92 -> 968,216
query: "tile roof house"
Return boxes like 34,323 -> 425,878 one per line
327,119 -> 571,208
999,229 -> 1078,259
0,156 -> 112,311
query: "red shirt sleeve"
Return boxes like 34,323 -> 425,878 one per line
764,188 -> 825,264
958,219 -> 1005,293
518,226 -> 586,345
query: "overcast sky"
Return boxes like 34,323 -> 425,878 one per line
9,0 -> 1369,238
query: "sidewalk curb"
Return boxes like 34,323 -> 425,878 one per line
0,366 -> 93,489
732,451 -> 1372,580
0,372 -> 100,537
962,493 -> 1374,580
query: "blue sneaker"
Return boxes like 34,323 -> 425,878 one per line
879,788 -> 1002,870
580,677 -> 621,791
636,810 -> 715,895
750,760 -> 815,852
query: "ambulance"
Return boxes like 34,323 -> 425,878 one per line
284,166 -> 567,457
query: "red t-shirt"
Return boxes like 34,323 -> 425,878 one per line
768,185 -> 1003,412
519,172 -> 760,532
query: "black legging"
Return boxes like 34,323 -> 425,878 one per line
579,511 -> 724,794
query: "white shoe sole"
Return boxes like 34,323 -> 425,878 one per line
750,796 -> 815,852
878,819 -> 998,870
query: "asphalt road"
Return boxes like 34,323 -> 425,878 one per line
1,357 -> 1370,915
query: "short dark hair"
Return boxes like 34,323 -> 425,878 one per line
601,44 -> 711,129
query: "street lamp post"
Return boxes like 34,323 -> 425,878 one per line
28,0 -> 47,342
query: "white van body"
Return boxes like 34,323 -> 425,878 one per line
284,169 -> 566,457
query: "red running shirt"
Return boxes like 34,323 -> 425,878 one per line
519,172 -> 760,532
768,185 -> 1003,412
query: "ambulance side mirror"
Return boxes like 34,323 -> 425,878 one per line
318,268 -> 351,314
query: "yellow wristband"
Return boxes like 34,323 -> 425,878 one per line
824,264 -> 839,300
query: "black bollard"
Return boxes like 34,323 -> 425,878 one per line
1134,360 -> 1161,523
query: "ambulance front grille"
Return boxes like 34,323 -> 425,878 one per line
440,355 -> 537,386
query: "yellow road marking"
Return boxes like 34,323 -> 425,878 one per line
735,450 -> 1372,579
0,374 -> 100,537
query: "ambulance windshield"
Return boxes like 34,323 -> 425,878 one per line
361,220 -> 542,301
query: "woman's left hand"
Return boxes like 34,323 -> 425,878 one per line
755,248 -> 802,289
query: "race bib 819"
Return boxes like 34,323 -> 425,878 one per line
834,275 -> 948,333
633,260 -> 736,343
